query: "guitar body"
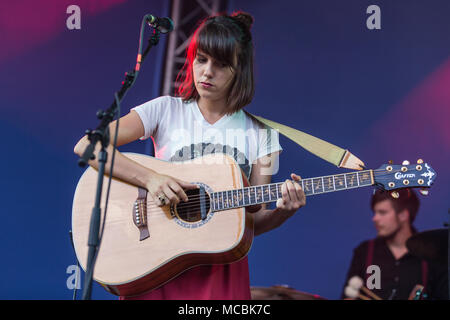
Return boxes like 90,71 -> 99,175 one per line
72,153 -> 254,297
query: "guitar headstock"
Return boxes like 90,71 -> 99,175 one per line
373,159 -> 437,195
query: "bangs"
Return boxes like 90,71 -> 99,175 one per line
177,13 -> 254,113
195,23 -> 238,67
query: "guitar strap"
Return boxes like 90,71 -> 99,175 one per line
245,111 -> 365,170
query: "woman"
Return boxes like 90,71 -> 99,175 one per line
74,11 -> 305,300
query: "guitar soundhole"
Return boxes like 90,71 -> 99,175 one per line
175,189 -> 211,223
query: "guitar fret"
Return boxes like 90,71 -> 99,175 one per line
223,191 -> 227,208
237,189 -> 242,207
303,179 -> 312,195
215,192 -> 218,210
232,190 -> 236,207
238,189 -> 243,207
237,189 -> 240,207
250,187 -> 255,204
312,178 -> 323,194
335,175 -> 346,190
359,171 -> 372,186
345,173 -> 358,188
222,192 -> 225,210
212,170 -> 377,212
323,176 -> 334,192
224,191 -> 228,209
270,184 -> 277,200
224,191 -> 228,208
255,186 -> 260,203
256,186 -> 260,203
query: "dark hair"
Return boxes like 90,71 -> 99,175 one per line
371,188 -> 420,224
176,11 -> 255,114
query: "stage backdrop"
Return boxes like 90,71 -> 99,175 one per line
0,0 -> 448,299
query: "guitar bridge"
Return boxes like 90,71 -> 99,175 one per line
133,187 -> 150,241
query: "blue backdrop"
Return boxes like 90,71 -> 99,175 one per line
0,0 -> 448,299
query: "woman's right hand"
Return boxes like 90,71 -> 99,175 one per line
146,173 -> 199,206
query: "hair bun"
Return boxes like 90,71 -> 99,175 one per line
231,11 -> 254,31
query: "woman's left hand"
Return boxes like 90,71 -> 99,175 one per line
276,173 -> 306,217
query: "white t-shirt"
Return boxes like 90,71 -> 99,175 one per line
132,96 -> 282,179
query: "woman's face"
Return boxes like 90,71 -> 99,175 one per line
192,50 -> 236,104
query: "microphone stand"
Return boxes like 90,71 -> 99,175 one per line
77,18 -> 162,300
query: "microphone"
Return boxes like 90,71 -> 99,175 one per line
146,14 -> 174,34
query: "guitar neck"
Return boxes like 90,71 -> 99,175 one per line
211,169 -> 374,212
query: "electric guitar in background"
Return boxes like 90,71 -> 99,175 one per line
71,153 -> 436,297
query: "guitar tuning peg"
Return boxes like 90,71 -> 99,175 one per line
390,191 -> 400,199
388,160 -> 393,164
419,189 -> 429,196
402,160 -> 410,165
417,159 -> 424,164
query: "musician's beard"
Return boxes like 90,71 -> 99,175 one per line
378,219 -> 402,241
379,225 -> 402,241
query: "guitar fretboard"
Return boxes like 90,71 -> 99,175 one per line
210,170 -> 373,212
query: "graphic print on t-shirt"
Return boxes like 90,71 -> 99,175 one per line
169,142 -> 251,178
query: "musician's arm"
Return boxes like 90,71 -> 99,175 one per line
73,110 -> 156,189
250,152 -> 305,236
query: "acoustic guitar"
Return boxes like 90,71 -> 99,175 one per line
71,153 -> 436,296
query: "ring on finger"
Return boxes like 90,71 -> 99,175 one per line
158,194 -> 167,205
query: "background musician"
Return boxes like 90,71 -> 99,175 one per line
341,188 -> 448,300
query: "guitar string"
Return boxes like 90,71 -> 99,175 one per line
133,178 -> 428,216
141,167 -> 420,205
141,167 -> 427,207
129,168 -> 430,217
149,167 -> 428,206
